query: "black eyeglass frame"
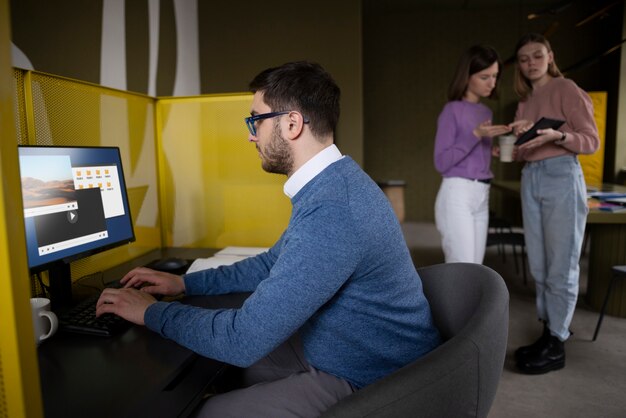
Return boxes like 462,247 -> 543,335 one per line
244,111 -> 309,136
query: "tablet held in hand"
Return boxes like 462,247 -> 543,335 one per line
515,117 -> 565,146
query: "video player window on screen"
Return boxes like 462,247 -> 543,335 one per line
18,146 -> 135,306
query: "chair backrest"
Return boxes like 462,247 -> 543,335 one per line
321,263 -> 509,418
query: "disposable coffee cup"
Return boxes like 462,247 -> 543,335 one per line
499,135 -> 516,162
30,297 -> 58,345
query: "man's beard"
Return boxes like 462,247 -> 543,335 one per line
259,121 -> 294,175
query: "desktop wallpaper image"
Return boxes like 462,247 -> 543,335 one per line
19,155 -> 77,209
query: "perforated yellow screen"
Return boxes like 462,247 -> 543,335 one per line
16,71 -> 161,281
157,94 -> 291,248
12,68 -> 27,145
14,69 -> 292,279
6,74 -> 291,418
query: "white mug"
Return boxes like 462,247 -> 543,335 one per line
30,297 -> 58,345
499,135 -> 517,163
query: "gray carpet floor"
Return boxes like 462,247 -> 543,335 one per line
401,222 -> 626,418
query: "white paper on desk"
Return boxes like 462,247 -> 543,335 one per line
186,247 -> 269,274
215,246 -> 269,257
186,255 -> 248,274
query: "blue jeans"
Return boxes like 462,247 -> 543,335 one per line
521,155 -> 588,341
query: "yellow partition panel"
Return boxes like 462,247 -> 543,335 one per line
21,71 -> 162,280
580,91 -> 607,188
5,74 -> 291,418
12,69 -> 28,144
157,94 -> 291,248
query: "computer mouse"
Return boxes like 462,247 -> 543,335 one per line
147,257 -> 189,272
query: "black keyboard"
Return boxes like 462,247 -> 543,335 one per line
59,293 -> 131,337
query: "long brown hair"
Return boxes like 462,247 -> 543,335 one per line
447,45 -> 502,101
513,33 -> 563,100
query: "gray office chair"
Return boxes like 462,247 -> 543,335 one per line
321,263 -> 509,418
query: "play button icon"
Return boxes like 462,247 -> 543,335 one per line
67,210 -> 78,224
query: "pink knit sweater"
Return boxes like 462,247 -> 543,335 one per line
515,77 -> 600,161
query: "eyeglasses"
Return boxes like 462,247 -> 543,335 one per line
244,111 -> 310,136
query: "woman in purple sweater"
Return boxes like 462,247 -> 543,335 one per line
510,33 -> 599,375
434,45 -> 509,263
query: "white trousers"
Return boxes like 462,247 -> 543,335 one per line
435,177 -> 490,263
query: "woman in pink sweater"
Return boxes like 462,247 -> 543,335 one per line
510,33 -> 599,375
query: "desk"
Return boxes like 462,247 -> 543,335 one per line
38,248 -> 247,418
491,181 -> 626,317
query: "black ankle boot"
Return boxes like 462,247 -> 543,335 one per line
516,336 -> 565,375
514,322 -> 550,362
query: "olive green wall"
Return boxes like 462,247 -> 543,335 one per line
363,1 -> 623,222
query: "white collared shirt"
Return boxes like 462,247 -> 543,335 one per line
284,144 -> 344,198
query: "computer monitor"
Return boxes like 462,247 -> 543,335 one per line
18,145 -> 135,309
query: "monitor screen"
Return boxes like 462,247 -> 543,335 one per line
18,145 -> 135,307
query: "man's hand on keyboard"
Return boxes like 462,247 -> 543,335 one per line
95,288 -> 156,325
120,267 -> 186,296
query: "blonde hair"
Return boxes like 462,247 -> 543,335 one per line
513,33 -> 563,100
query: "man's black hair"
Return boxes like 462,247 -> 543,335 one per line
249,61 -> 340,138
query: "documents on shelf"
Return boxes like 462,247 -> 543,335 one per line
588,198 -> 626,212
606,197 -> 626,205
186,246 -> 269,274
587,191 -> 626,200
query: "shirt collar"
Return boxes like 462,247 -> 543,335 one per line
284,144 -> 343,198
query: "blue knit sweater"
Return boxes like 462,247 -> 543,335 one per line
145,157 -> 441,388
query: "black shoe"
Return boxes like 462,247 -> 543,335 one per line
514,322 -> 550,362
516,336 -> 565,375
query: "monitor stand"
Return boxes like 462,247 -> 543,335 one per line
47,261 -> 73,311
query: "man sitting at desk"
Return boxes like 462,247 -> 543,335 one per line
96,61 -> 441,417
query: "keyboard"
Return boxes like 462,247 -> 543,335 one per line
59,293 -> 131,337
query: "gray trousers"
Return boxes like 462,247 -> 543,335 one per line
193,335 -> 356,418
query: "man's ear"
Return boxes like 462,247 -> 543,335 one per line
284,111 -> 305,140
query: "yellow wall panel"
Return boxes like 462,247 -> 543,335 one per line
1,6 -> 43,416
580,91 -> 607,188
158,94 -> 291,248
